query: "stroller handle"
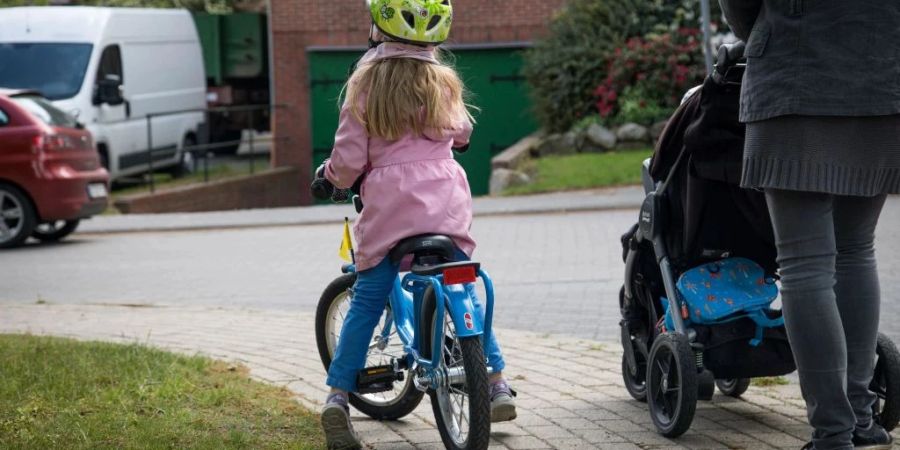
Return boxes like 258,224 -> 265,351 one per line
715,41 -> 746,75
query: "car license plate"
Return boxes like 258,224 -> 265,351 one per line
87,183 -> 108,199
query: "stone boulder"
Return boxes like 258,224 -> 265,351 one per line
489,168 -> 531,195
649,120 -> 668,143
584,123 -> 617,151
536,132 -> 578,156
616,123 -> 650,142
491,134 -> 540,170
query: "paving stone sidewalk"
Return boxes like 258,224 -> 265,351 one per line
1,303 -> 837,450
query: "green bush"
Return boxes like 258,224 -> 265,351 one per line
524,0 -> 721,133
638,0 -> 722,35
523,0 -> 645,133
610,86 -> 674,126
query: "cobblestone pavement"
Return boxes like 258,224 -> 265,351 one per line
2,303 -> 831,450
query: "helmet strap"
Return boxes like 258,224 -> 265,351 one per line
368,24 -> 378,48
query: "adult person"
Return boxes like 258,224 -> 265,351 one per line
718,1 -> 900,449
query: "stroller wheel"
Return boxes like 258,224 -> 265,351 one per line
622,353 -> 648,402
646,332 -> 698,438
715,378 -> 751,398
698,370 -> 715,401
872,333 -> 900,432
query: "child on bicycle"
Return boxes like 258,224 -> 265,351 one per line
318,0 -> 516,447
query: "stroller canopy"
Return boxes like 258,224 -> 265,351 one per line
649,73 -> 776,274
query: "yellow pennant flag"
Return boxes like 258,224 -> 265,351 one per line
339,217 -> 354,263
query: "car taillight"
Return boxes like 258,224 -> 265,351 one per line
443,266 -> 477,285
35,133 -> 84,152
31,135 -> 45,153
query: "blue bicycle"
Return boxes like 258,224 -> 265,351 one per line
312,179 -> 495,450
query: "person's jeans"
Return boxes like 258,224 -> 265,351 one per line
326,250 -> 506,392
766,189 -> 887,450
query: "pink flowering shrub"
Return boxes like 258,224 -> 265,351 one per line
523,0 -> 720,132
594,29 -> 706,125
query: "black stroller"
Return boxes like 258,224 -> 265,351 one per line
619,43 -> 900,437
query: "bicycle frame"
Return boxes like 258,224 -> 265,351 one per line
343,264 -> 496,389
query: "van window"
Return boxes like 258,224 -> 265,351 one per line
96,45 -> 123,85
0,43 -> 93,100
10,95 -> 78,128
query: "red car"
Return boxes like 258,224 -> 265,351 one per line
0,90 -> 109,248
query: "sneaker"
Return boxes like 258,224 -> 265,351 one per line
853,422 -> 893,450
321,393 -> 361,450
489,380 -> 517,423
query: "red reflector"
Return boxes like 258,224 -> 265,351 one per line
443,266 -> 477,285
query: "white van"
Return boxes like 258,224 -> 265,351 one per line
0,7 -> 206,180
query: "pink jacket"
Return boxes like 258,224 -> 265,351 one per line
324,44 -> 476,271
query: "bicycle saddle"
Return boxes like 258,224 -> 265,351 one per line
389,234 -> 456,266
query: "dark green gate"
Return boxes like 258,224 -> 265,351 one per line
308,45 -> 537,196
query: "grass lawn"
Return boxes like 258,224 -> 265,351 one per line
0,335 -> 324,449
503,149 -> 654,196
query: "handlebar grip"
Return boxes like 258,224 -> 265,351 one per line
715,41 -> 747,75
310,177 -> 335,200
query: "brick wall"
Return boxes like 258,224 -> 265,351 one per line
114,167 -> 303,214
269,0 -> 565,205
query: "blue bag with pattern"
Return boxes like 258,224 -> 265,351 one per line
663,257 -> 782,346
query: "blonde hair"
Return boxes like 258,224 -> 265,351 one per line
343,52 -> 476,141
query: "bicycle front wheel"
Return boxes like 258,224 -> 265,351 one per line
422,286 -> 491,450
314,273 -> 424,420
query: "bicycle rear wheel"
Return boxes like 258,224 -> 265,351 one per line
422,286 -> 491,450
315,273 -> 423,420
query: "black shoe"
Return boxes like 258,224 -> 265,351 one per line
853,422 -> 892,450
801,442 -> 814,450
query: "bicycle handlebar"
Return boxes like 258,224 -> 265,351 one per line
310,176 -> 336,201
310,173 -> 361,211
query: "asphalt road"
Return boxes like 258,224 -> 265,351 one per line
4,200 -> 900,344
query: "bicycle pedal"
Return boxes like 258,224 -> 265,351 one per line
357,364 -> 404,394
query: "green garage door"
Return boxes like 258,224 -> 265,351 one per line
308,45 -> 537,196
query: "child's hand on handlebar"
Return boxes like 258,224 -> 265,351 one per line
310,160 -> 353,203
310,161 -> 335,200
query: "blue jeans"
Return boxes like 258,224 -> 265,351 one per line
326,251 -> 506,392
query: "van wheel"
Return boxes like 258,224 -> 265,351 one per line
171,136 -> 197,178
0,183 -> 37,249
32,220 -> 80,242
97,144 -> 110,171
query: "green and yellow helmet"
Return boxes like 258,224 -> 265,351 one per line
367,0 -> 453,45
